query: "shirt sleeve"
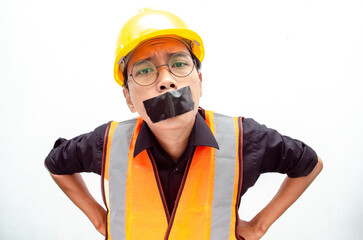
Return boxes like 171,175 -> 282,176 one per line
241,118 -> 318,195
44,123 -> 109,175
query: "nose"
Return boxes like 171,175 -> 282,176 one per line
156,65 -> 178,91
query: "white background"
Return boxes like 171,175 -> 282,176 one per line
1,0 -> 362,239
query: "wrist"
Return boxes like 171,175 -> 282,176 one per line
87,203 -> 106,233
249,216 -> 270,236
238,218 -> 267,240
88,202 -> 106,221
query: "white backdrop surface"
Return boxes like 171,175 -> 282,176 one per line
1,0 -> 362,239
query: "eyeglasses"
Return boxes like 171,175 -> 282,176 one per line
128,52 -> 195,86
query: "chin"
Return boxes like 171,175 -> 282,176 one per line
150,110 -> 197,130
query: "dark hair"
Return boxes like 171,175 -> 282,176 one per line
123,51 -> 202,89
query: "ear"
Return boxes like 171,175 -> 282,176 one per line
123,88 -> 136,113
198,72 -> 203,97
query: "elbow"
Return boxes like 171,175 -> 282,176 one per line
44,160 -> 50,171
316,156 -> 323,174
310,156 -> 323,179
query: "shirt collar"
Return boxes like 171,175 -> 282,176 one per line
134,111 -> 219,157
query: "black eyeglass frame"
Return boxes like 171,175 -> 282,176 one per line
127,52 -> 196,87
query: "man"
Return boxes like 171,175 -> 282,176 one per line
45,8 -> 323,240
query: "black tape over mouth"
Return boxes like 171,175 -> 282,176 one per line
143,86 -> 195,123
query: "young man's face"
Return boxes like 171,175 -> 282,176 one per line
123,37 -> 203,130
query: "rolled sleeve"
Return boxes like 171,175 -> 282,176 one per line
44,123 -> 108,175
256,121 -> 318,177
243,118 -> 318,180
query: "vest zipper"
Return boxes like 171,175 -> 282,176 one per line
164,146 -> 196,240
147,149 -> 171,222
235,117 -> 244,240
101,122 -> 112,240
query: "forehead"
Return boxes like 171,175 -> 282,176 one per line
128,38 -> 190,66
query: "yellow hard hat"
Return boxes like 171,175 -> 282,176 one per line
113,8 -> 205,87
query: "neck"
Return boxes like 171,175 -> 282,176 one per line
149,119 -> 195,163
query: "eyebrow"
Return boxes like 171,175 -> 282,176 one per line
137,51 -> 177,63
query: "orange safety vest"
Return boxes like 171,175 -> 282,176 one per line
101,110 -> 243,240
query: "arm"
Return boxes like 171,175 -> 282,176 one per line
48,170 -> 107,236
238,156 -> 323,240
44,123 -> 109,235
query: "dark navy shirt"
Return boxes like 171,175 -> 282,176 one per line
45,110 -> 318,214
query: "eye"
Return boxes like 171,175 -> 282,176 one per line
172,61 -> 188,68
137,67 -> 154,75
169,52 -> 193,70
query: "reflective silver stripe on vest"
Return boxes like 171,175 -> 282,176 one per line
210,113 -> 237,240
109,118 -> 137,240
